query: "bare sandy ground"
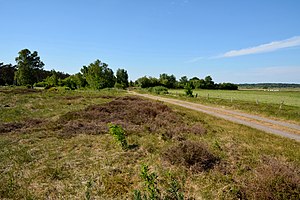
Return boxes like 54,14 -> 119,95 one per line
130,92 -> 300,141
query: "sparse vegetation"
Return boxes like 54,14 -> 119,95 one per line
135,164 -> 160,199
134,165 -> 185,200
0,87 -> 299,199
148,86 -> 169,94
240,157 -> 300,199
163,141 -> 219,172
55,95 -> 206,139
108,123 -> 128,150
161,89 -> 300,123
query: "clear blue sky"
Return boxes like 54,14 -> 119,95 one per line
1,0 -> 300,83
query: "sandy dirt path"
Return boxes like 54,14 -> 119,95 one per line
129,92 -> 300,141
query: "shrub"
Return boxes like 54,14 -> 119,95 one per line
57,96 -> 206,138
47,87 -> 58,92
44,84 -> 53,90
108,123 -> 128,150
164,173 -> 184,200
26,84 -> 32,89
138,164 -> 160,199
133,165 -> 184,200
240,157 -> 300,199
163,141 -> 218,172
34,81 -> 47,87
184,84 -> 193,97
148,86 -> 168,95
114,82 -> 126,89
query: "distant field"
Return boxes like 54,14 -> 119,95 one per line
158,89 -> 300,123
169,89 -> 300,107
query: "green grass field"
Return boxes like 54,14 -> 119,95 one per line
0,87 -> 299,199
166,89 -> 300,124
0,87 -> 125,123
169,89 -> 300,107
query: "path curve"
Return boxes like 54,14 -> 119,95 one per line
129,92 -> 300,141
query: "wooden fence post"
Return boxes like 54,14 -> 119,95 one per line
279,101 -> 284,109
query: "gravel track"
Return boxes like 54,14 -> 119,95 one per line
130,92 -> 300,141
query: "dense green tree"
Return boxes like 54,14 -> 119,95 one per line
197,79 -> 206,89
0,63 -> 16,85
189,77 -> 200,89
190,77 -> 200,81
149,77 -> 160,87
218,82 -> 238,90
135,74 -> 237,90
184,83 -> 193,97
179,76 -> 188,88
81,59 -> 115,89
159,73 -> 176,88
116,68 -> 129,88
14,49 -> 44,87
35,70 -> 69,84
136,76 -> 161,88
62,76 -> 77,90
80,66 -> 88,76
129,80 -> 134,87
73,73 -> 87,88
45,70 -> 59,86
136,76 -> 151,88
204,75 -> 215,89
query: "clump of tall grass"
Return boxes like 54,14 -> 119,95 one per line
240,157 -> 300,199
133,165 -> 184,200
163,141 -> 219,172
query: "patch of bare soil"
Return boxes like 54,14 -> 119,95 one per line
60,95 -> 114,100
0,119 -> 45,134
0,88 -> 42,95
61,95 -> 84,100
56,96 -> 206,138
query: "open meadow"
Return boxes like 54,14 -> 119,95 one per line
167,89 -> 300,124
0,87 -> 300,199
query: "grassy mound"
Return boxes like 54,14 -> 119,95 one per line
163,140 -> 219,172
57,96 -> 206,138
240,157 -> 300,199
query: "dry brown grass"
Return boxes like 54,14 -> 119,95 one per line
60,95 -> 114,100
0,88 -> 41,95
240,157 -> 300,200
163,140 -> 219,172
0,119 -> 45,134
56,96 -> 206,138
1,89 -> 300,199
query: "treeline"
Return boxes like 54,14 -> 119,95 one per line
239,83 -> 300,89
1,49 -> 129,90
2,48 -> 237,91
135,74 -> 238,90
0,63 -> 69,86
50,60 -> 129,90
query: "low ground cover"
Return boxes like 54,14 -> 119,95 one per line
160,89 -> 300,123
0,88 -> 299,199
